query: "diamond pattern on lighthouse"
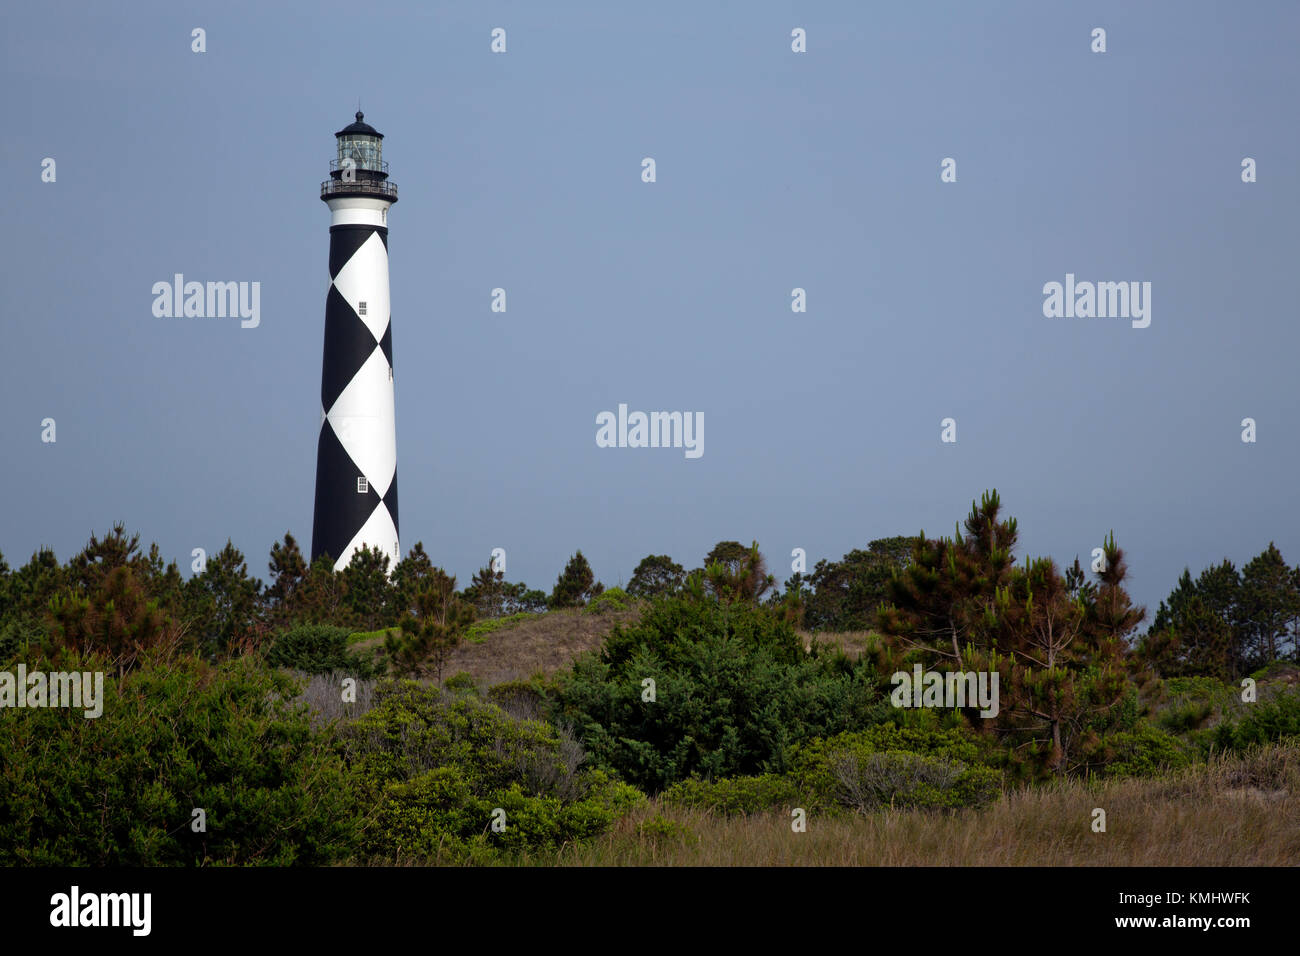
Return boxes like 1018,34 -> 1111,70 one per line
312,222 -> 399,570
331,231 -> 391,341
327,347 -> 396,497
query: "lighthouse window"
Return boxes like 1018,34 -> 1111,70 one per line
356,477 -> 369,494
358,301 -> 367,315
338,136 -> 381,170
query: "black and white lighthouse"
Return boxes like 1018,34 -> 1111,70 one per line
311,112 -> 400,570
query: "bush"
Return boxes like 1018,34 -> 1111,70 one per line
337,680 -> 642,862
1214,691 -> 1300,752
1159,700 -> 1215,734
0,618 -> 41,663
0,652 -> 358,865
789,725 -> 1002,812
487,676 -> 551,721
635,815 -> 698,847
1095,726 -> 1192,778
586,587 -> 632,615
265,624 -> 381,678
366,767 -> 625,863
443,671 -> 478,695
662,773 -> 800,815
551,597 -> 887,793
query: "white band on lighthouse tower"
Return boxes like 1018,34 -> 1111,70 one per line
328,197 -> 390,228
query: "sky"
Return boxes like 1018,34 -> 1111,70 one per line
2,0 -> 1297,621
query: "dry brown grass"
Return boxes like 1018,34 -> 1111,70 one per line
512,744 -> 1300,866
439,608 -> 639,686
799,629 -> 879,658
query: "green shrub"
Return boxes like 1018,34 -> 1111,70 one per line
662,773 -> 800,815
586,587 -> 632,615
551,597 -> 887,793
1159,700 -> 1215,734
338,680 -> 642,862
487,676 -> 551,719
635,814 -> 698,846
266,624 -> 381,678
1165,676 -> 1232,700
0,619 -> 41,663
1213,690 -> 1300,752
443,671 -> 478,695
789,725 -> 1001,812
366,768 -> 622,863
1096,725 -> 1192,778
0,652 -> 358,865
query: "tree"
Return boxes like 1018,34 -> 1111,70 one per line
295,554 -> 347,624
390,542 -> 435,620
265,532 -> 308,627
1142,560 -> 1242,679
46,565 -> 180,676
996,541 -> 1139,776
1238,543 -> 1299,666
877,493 -> 1142,777
501,582 -> 549,615
183,541 -> 265,657
550,551 -> 602,609
802,536 -> 917,631
627,554 -> 685,600
3,548 -> 64,631
877,491 -> 1017,664
700,541 -> 774,605
464,557 -> 507,618
66,524 -> 150,597
385,567 -> 474,680
340,544 -> 394,630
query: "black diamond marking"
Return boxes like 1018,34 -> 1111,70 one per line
321,285 -> 380,412
382,473 -> 399,540
311,420 -> 383,566
328,225 -> 379,279
379,321 -> 393,370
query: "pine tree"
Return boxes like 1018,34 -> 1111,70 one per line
384,567 -> 474,680
1239,543 -> 1299,665
266,532 -> 308,626
700,541 -> 774,605
549,551 -> 601,609
340,544 -> 393,630
184,541 -> 264,657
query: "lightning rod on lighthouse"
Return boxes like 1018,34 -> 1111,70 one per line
311,111 -> 400,571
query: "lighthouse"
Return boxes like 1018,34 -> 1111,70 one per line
311,111 -> 400,571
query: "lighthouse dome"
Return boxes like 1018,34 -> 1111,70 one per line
322,110 -> 397,202
336,110 -> 383,139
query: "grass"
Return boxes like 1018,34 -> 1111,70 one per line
329,603 -> 644,690
348,627 -> 392,646
501,743 -> 1300,866
463,612 -> 543,644
799,629 -> 881,657
442,606 -> 641,686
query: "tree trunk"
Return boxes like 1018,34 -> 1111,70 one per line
1052,717 -> 1064,777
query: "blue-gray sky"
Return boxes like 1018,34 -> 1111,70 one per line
3,0 -> 1297,619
